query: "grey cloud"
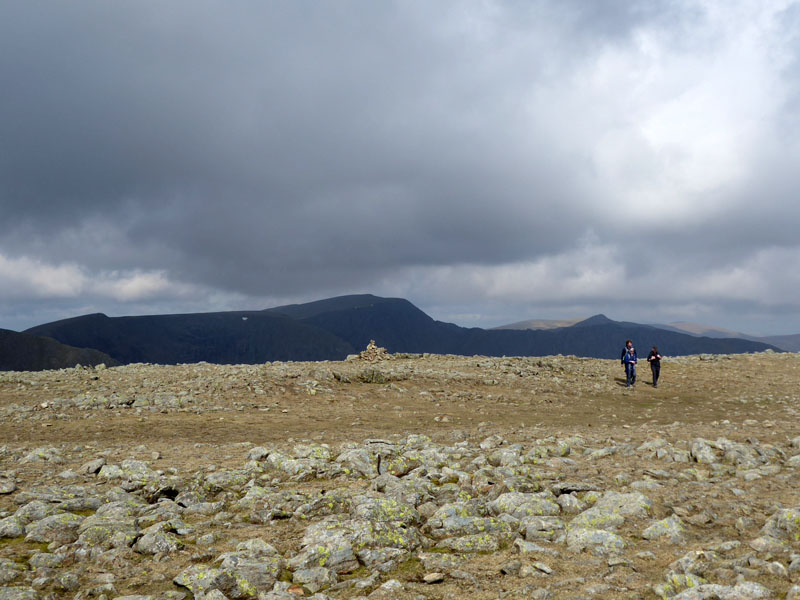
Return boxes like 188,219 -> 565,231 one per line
1,2 -> 800,333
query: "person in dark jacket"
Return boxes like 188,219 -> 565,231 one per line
623,344 -> 637,387
621,339 -> 633,364
647,346 -> 662,388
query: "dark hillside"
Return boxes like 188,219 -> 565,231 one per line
0,328 -> 118,371
287,302 -> 776,358
22,297 -> 778,365
266,294 -> 397,320
25,311 -> 355,364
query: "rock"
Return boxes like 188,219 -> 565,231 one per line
292,567 -> 336,593
632,479 -> 663,491
246,446 -> 270,461
670,581 -> 771,599
14,501 -> 61,525
642,514 -> 686,543
0,561 -> 26,586
357,340 -> 391,362
749,536 -> 787,554
0,477 -> 16,495
351,495 -> 419,526
653,573 -> 707,598
423,572 -> 445,584
521,516 -> 565,542
336,449 -> 377,478
54,573 -> 80,592
133,531 -> 183,555
690,439 -> 718,464
235,538 -> 280,557
480,435 -> 505,450
80,458 -> 106,474
500,560 -> 522,575
264,453 -> 319,481
0,588 -> 38,600
531,561 -> 553,575
76,502 -> 140,549
569,491 -> 652,531
25,513 -> 84,545
555,493 -> 585,514
27,553 -> 63,570
21,447 -> 62,464
566,528 -> 626,555
513,538 -> 560,557
0,517 -> 24,539
293,443 -> 332,462
669,550 -> 716,577
785,455 -> 800,468
758,506 -> 800,544
288,524 -> 359,574
424,502 -> 513,541
435,533 -> 500,552
203,469 -> 252,493
367,579 -> 404,599
217,552 -> 285,593
173,564 -> 267,600
488,491 -> 561,519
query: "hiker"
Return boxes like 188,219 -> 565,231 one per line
623,344 -> 638,387
620,339 -> 634,379
648,346 -> 662,388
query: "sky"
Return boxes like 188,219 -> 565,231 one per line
2,1 -> 800,336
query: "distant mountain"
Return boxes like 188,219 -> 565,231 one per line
25,310 -> 355,365
660,321 -> 759,340
656,322 -> 800,352
0,328 -> 118,371
758,334 -> 800,353
492,317 -> 583,331
571,314 -> 616,328
21,295 -> 778,367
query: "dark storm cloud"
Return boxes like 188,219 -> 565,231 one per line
2,1 -> 800,333
1,2 -> 593,277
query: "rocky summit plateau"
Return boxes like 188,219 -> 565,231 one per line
2,348 -> 800,600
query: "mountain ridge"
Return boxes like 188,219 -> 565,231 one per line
13,294 -> 778,370
498,315 -> 800,352
0,328 -> 118,371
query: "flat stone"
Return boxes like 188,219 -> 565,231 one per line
423,572 -> 445,584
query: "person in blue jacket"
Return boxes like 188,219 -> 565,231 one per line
623,344 -> 638,387
620,339 -> 633,363
620,339 -> 634,383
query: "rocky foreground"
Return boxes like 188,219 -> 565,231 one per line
2,351 -> 800,600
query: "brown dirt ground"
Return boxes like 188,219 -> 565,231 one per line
1,352 -> 800,599
2,352 -> 797,447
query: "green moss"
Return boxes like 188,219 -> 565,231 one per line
0,538 -> 50,556
386,557 -> 424,581
279,568 -> 293,583
337,565 -> 372,581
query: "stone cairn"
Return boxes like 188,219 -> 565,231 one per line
357,340 -> 391,361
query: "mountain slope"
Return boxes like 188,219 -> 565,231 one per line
491,317 -> 583,331
659,321 -> 800,352
283,301 -> 776,359
758,334 -> 800,353
0,328 -> 118,371
22,297 -> 779,365
25,311 -> 355,364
